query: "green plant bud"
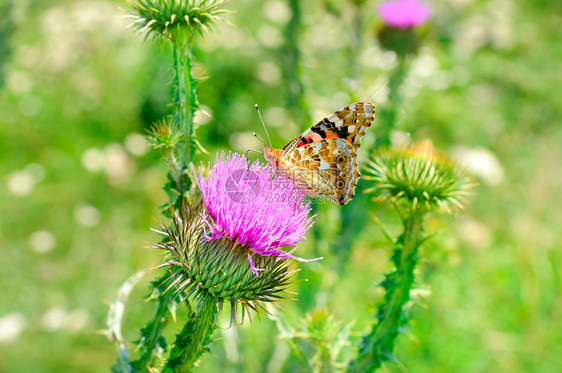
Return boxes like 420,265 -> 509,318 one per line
364,140 -> 475,214
147,116 -> 183,151
124,0 -> 232,42
377,25 -> 419,56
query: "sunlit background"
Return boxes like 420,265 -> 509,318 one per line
1,0 -> 561,372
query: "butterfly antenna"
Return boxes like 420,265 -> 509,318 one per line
255,104 -> 272,147
253,132 -> 266,145
245,148 -> 263,159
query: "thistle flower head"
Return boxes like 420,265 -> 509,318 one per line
152,153 -> 317,321
376,0 -> 430,55
378,0 -> 431,29
124,0 -> 232,42
154,198 -> 300,323
364,140 -> 474,214
194,152 -> 315,268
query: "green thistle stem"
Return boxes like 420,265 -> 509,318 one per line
182,43 -> 198,165
171,35 -> 198,193
283,0 -> 310,127
162,147 -> 183,193
129,274 -> 175,372
172,42 -> 185,143
163,296 -> 217,373
349,210 -> 423,372
376,56 -> 406,148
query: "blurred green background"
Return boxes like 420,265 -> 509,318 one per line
1,0 -> 561,372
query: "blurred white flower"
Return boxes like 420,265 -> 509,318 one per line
264,107 -> 294,129
105,143 -> 135,186
404,50 -> 447,97
360,46 -> 397,70
390,130 -> 412,146
6,70 -> 33,94
124,133 -> 149,157
81,148 -> 106,172
256,61 -> 281,85
6,163 -> 46,197
304,23 -> 345,49
453,146 -> 504,185
41,307 -> 90,333
458,219 -> 492,248
427,71 -> 451,91
40,2 -> 128,72
0,313 -> 26,343
66,309 -> 90,332
453,0 -> 513,57
29,230 -> 56,253
330,91 -> 351,109
229,132 -> 259,153
42,307 -> 66,332
263,1 -> 291,23
74,203 -> 101,227
7,170 -> 35,197
257,25 -> 282,48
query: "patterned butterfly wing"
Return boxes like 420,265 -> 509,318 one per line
283,138 -> 359,205
282,101 -> 375,155
264,101 -> 375,205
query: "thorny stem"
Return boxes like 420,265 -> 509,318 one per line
162,148 -> 183,192
130,274 -> 175,372
163,296 -> 217,373
183,45 -> 198,165
172,33 -> 198,190
349,210 -> 423,373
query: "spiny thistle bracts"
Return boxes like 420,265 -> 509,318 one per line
364,140 -> 474,214
153,198 -> 300,323
123,0 -> 232,42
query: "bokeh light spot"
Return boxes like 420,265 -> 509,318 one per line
29,230 -> 56,253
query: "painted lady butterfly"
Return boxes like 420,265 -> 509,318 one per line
263,102 -> 375,205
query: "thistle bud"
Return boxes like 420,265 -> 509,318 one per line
124,0 -> 232,42
364,140 -> 474,214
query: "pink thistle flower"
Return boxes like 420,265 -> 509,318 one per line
194,152 -> 317,275
378,0 -> 431,29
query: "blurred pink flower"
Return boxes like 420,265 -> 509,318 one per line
378,0 -> 431,29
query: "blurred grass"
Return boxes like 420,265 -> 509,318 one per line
0,0 -> 561,372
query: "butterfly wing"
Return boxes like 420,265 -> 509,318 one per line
267,101 -> 375,205
281,138 -> 360,205
282,101 -> 375,155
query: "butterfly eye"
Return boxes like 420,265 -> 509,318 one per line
336,156 -> 346,163
336,179 -> 345,189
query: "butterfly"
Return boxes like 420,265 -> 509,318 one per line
263,101 -> 375,205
